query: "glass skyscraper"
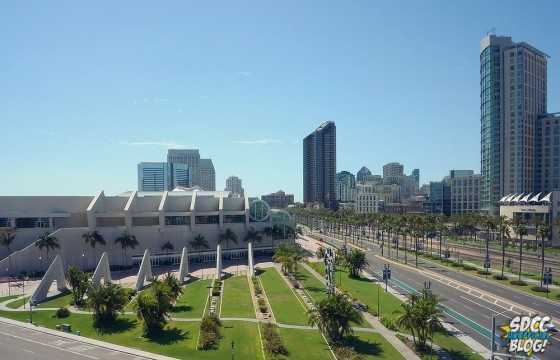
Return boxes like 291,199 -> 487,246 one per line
303,121 -> 337,209
480,35 -> 548,214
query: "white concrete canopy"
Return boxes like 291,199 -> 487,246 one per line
91,252 -> 112,287
135,249 -> 153,291
520,193 -> 532,203
541,192 -> 552,203
216,243 -> 222,280
31,255 -> 67,304
178,247 -> 189,283
529,192 -> 542,202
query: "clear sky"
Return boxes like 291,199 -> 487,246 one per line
1,1 -> 558,201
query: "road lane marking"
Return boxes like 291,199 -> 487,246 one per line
0,331 -> 99,359
459,295 -> 515,316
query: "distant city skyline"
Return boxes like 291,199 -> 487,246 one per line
2,2 -> 559,201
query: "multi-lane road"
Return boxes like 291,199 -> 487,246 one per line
0,320 -> 153,360
301,228 -> 560,360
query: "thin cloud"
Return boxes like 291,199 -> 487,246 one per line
119,141 -> 188,148
233,139 -> 283,145
236,71 -> 252,77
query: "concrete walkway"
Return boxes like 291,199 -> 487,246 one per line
301,262 -> 421,360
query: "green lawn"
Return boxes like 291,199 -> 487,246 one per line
0,310 -> 264,360
6,296 -> 29,309
36,292 -> 73,309
306,262 -> 484,360
0,295 -> 19,303
171,279 -> 212,318
258,268 -> 308,325
295,266 -> 328,303
307,262 -> 402,321
348,332 -> 405,360
220,276 -> 255,318
276,327 -> 334,360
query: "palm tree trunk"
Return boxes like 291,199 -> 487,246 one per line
541,234 -> 545,288
501,233 -> 505,278
518,235 -> 523,282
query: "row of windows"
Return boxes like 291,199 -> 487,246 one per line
0,217 -> 51,229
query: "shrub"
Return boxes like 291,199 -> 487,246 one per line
477,270 -> 492,276
66,266 -> 89,307
510,280 -> 528,286
450,262 -> 462,268
493,274 -> 508,281
334,346 -> 365,360
262,323 -> 288,356
122,287 -> 136,300
55,307 -> 70,318
380,316 -> 398,331
531,286 -> 549,293
199,315 -> 222,350
462,264 -> 477,271
135,278 -> 174,335
259,304 -> 268,313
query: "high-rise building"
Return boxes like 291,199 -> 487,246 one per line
427,181 -> 450,215
335,171 -> 356,203
303,121 -> 337,209
356,166 -> 372,183
411,169 -> 420,188
535,113 -> 560,192
225,176 -> 244,196
199,158 -> 216,191
449,171 -> 482,215
170,163 -> 190,188
261,190 -> 294,209
383,162 -> 404,178
167,149 -> 200,186
138,162 -> 170,192
480,35 -> 548,214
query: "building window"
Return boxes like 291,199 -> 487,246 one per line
195,215 -> 219,225
224,215 -> 246,223
15,217 -> 50,228
0,218 -> 11,227
165,216 -> 188,226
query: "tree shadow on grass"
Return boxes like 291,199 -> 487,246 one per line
94,317 -> 137,335
147,327 -> 190,345
445,349 -> 475,360
171,305 -> 193,313
344,335 -> 382,356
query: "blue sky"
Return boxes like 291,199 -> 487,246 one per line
1,1 -> 559,201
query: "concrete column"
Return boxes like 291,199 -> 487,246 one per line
178,247 -> 189,283
216,243 -> 222,280
247,241 -> 254,276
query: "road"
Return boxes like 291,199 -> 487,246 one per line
0,320 -> 152,360
302,229 -> 560,360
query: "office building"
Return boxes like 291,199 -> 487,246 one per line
411,169 -> 420,188
356,166 -> 372,184
427,181 -> 450,215
261,190 -> 294,209
449,171 -> 482,215
383,162 -> 404,178
364,175 -> 383,185
480,35 -> 548,214
138,162 -> 170,192
303,121 -> 337,209
167,149 -> 200,186
355,193 -> 380,214
336,171 -> 356,203
225,176 -> 244,196
199,158 -> 216,191
535,113 -> 560,192
170,163 -> 190,188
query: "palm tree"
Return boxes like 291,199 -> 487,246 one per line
114,231 -> 139,267
34,232 -> 60,267
219,228 -> 238,250
82,230 -> 106,269
512,217 -> 528,282
0,231 -> 15,272
190,233 -> 210,252
497,216 -> 511,279
482,216 -> 496,273
161,241 -> 174,255
307,292 -> 363,344
189,234 -> 209,278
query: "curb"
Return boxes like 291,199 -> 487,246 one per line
0,316 -> 178,360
